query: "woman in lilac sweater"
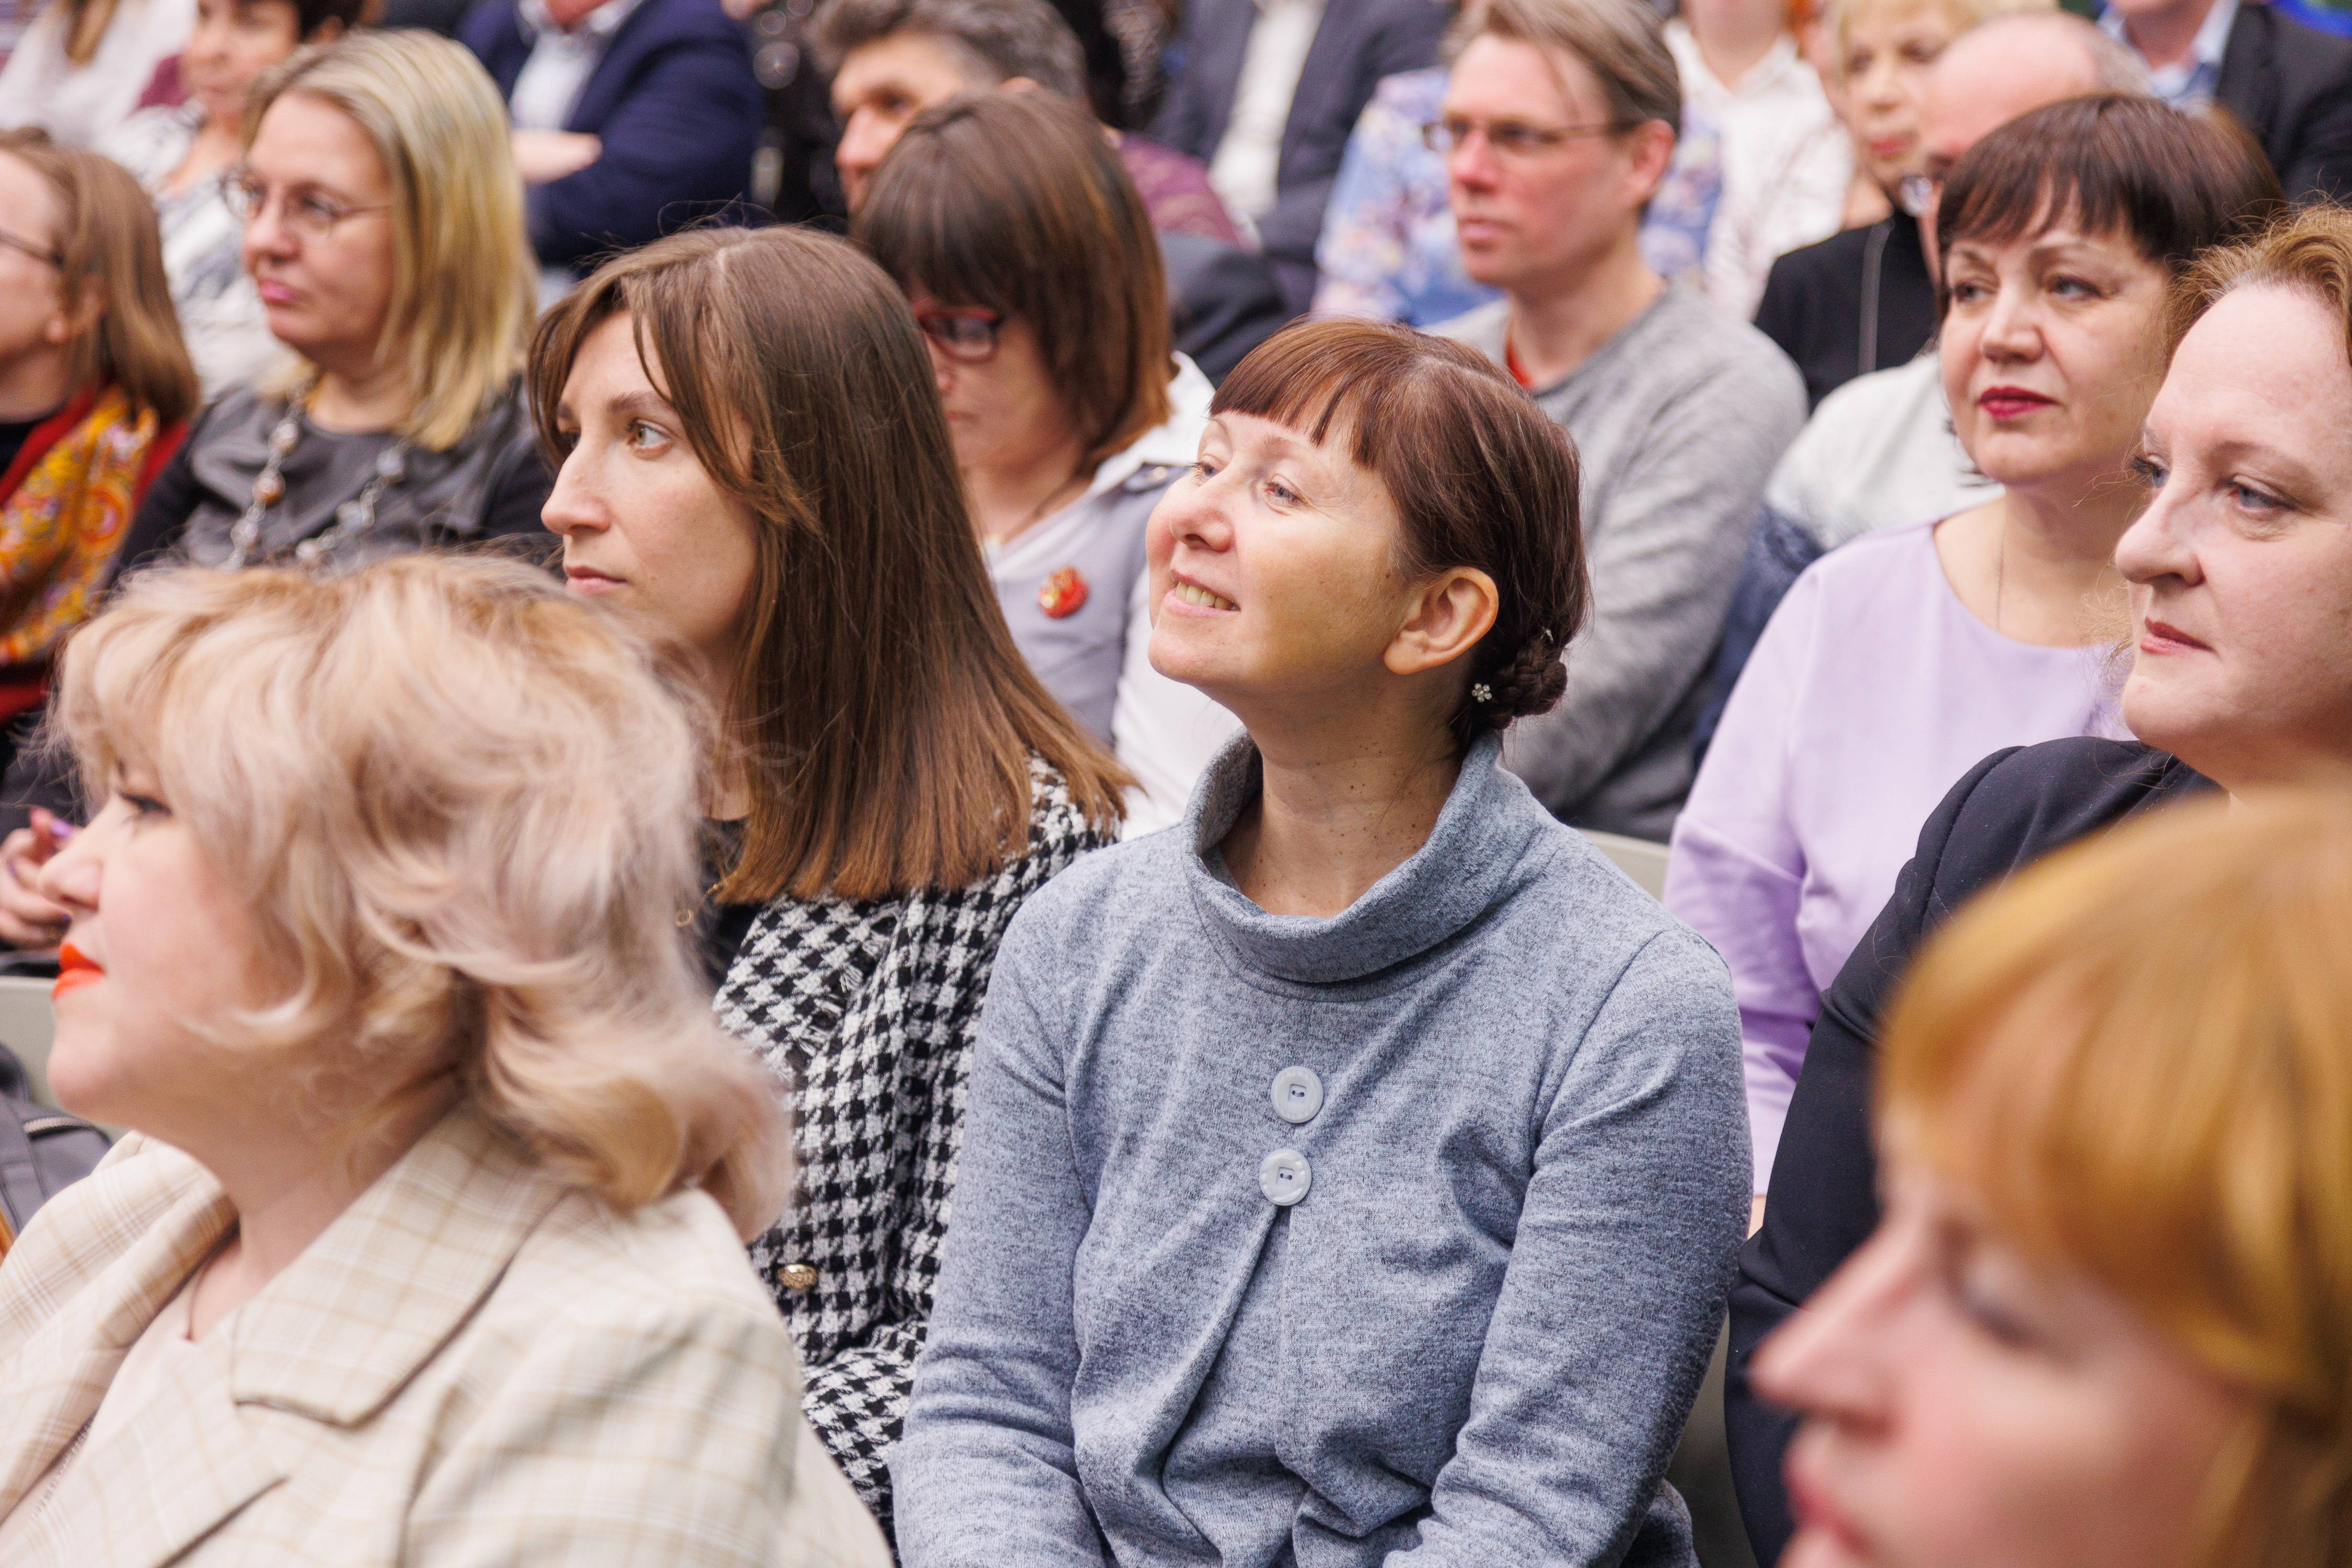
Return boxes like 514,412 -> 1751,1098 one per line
1666,98 -> 2280,1197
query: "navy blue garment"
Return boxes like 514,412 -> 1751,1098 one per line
1153,0 -> 1446,315
462,0 -> 763,273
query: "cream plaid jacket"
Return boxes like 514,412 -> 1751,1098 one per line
0,1103 -> 891,1567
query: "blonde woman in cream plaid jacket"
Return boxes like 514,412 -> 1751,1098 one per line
0,555 -> 890,1566
0,1111 -> 885,1567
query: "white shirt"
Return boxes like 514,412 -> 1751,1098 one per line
1765,350 -> 2002,551
101,105 -> 294,396
2100,0 -> 2236,111
509,0 -> 644,132
1207,0 -> 1325,225
1665,21 -> 1852,322
0,0 -> 192,146
985,355 -> 1242,837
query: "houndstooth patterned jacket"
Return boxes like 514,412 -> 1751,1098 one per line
716,762 -> 1108,1539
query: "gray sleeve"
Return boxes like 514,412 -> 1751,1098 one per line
1400,929 -> 1751,1564
1505,352 -> 1805,818
888,908 -> 1110,1568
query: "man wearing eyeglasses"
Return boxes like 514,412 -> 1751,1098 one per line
1430,0 -> 1804,846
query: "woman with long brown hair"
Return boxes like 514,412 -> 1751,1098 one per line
532,223 -> 1126,1536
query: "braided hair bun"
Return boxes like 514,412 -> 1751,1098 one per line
1470,631 -> 1569,733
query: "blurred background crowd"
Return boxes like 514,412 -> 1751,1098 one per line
0,0 -> 2350,1560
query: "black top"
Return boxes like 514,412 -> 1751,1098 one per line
1754,216 -> 1938,412
113,381 -> 553,580
0,408 -> 58,487
2217,0 -> 2352,204
695,817 -> 762,989
1723,736 -> 2216,1563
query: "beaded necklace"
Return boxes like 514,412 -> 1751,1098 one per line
224,379 -> 411,570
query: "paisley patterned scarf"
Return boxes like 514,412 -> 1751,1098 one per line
0,387 -> 169,667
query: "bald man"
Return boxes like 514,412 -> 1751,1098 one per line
1915,12 -> 2151,251
1710,21 -> 2156,1560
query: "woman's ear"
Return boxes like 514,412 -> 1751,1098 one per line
1384,567 -> 1498,678
45,276 -> 106,347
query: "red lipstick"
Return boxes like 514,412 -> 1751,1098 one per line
52,941 -> 103,1000
1977,385 -> 2056,421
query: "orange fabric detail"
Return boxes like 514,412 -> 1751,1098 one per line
1503,333 -> 1536,391
0,387 -> 167,666
1039,566 -> 1090,619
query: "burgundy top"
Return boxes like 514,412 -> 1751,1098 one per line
1116,135 -> 1243,247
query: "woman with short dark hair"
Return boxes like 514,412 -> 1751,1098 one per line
1667,94 -> 2281,1205
855,89 -> 1237,833
531,222 -> 1128,1532
1728,198 -> 2352,1567
895,318 -> 1749,1566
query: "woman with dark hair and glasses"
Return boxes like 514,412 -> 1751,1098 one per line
0,132 -> 197,947
855,89 -> 1238,834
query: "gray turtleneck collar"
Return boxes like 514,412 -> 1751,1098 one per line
1179,731 -> 1558,986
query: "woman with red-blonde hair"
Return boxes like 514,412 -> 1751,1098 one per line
1758,789 -> 2352,1568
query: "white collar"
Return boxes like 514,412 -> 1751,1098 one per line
1079,352 -> 1215,505
2098,0 -> 2238,71
1664,20 -> 1804,100
519,0 -> 643,42
984,354 -> 1214,576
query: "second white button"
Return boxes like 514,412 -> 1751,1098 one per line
1259,1148 -> 1312,1206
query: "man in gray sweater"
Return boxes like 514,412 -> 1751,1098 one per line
1434,0 -> 1805,840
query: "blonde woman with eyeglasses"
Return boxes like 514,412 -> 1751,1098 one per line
116,29 -> 550,583
0,31 -> 558,948
0,554 -> 891,1567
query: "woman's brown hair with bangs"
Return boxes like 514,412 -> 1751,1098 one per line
528,226 -> 1126,903
1214,319 -> 1590,753
1882,791 -> 2352,1568
851,90 -> 1173,471
0,130 -> 198,428
1933,95 -> 2282,307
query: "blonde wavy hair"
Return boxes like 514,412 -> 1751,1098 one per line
247,31 -> 537,452
52,556 -> 791,1239
1883,791 -> 2352,1568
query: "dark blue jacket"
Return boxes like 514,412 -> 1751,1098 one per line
1153,0 -> 1445,313
462,0 -> 762,271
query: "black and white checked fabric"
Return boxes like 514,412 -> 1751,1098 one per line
717,761 -> 1106,1537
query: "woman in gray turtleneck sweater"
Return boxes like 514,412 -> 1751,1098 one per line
895,320 -> 1749,1567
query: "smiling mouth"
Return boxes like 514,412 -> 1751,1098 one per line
1171,581 -> 1237,612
